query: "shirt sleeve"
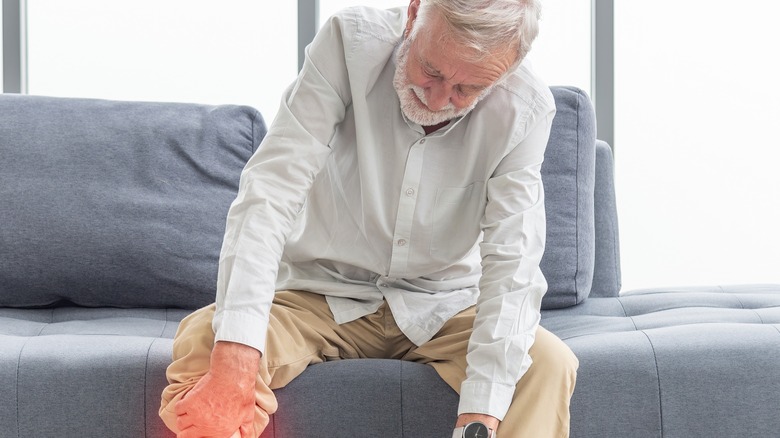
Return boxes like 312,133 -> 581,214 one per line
457,108 -> 555,420
211,13 -> 354,354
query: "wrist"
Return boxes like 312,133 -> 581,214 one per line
454,414 -> 498,438
456,413 -> 499,429
210,341 -> 260,385
452,422 -> 496,438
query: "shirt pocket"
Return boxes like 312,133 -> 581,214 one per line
430,182 -> 486,259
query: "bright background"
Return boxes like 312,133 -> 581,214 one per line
16,0 -> 780,292
614,1 -> 780,290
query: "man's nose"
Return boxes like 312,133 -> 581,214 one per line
424,84 -> 452,111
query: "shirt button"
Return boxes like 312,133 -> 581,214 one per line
380,283 -> 388,288
405,188 -> 415,197
397,239 -> 407,247
420,139 -> 426,144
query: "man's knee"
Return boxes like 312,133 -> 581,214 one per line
531,328 -> 579,384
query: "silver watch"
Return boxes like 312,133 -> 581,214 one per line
452,421 -> 495,438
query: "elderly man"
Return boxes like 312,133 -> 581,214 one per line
160,0 -> 578,437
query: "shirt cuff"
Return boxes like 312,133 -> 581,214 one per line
212,309 -> 270,355
457,381 -> 516,421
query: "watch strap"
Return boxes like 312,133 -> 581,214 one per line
451,424 -> 495,438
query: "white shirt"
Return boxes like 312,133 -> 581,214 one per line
212,6 -> 555,420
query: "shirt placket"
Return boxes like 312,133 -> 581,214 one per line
386,136 -> 427,281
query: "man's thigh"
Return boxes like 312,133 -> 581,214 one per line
264,290 -> 363,388
401,305 -> 475,369
403,306 -> 572,394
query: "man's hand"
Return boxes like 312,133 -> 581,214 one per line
456,413 -> 500,435
174,341 -> 261,438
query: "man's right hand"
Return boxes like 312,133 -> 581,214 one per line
174,341 -> 261,438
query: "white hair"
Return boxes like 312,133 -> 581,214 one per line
410,0 -> 542,65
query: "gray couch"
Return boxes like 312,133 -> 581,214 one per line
1,88 -> 778,438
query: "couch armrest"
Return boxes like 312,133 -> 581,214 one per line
591,139 -> 621,297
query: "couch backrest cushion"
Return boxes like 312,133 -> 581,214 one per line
0,95 -> 264,309
540,86 -> 597,309
1,89 -> 600,310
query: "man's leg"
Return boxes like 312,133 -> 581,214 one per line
405,307 -> 578,438
159,291 -> 366,435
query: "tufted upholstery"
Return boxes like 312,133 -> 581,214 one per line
0,308 -> 188,436
542,285 -> 780,438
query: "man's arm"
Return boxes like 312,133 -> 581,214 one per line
456,110 -> 555,428
211,11 -> 352,356
172,12 -> 354,438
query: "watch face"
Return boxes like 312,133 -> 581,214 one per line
464,422 -> 490,438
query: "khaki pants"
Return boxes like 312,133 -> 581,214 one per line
160,291 -> 578,437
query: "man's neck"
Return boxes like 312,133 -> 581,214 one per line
422,121 -> 449,135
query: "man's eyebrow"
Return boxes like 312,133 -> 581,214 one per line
420,57 -> 441,75
420,55 -> 489,92
462,84 -> 488,92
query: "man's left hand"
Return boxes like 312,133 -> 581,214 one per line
456,413 -> 500,432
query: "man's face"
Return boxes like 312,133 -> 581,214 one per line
393,8 -> 516,127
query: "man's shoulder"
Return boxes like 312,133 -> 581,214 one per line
493,61 -> 555,114
325,5 -> 406,46
469,61 -> 555,146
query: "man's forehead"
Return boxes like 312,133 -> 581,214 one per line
412,32 -> 509,88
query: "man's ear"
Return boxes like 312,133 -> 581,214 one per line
405,0 -> 421,37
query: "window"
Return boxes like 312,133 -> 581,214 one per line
614,1 -> 780,289
319,0 -> 403,26
26,0 -> 297,123
524,0 -> 591,95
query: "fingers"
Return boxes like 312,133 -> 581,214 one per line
174,405 -> 256,438
176,426 -> 197,438
239,406 -> 256,438
178,426 -> 244,438
171,378 -> 258,438
174,395 -> 190,416
239,420 -> 256,438
176,413 -> 194,432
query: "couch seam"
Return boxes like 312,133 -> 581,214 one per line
34,308 -> 54,337
610,214 -> 620,294
608,147 -> 621,294
250,109 -> 260,154
627,314 -> 639,332
15,338 -> 32,438
161,309 -> 170,338
573,88 -> 582,304
751,309 -> 766,324
615,297 -> 630,318
143,337 -> 157,438
640,331 -> 664,438
273,399 -> 278,437
732,291 -> 766,323
730,293 -> 766,323
399,361 -> 405,438
730,290 -> 744,308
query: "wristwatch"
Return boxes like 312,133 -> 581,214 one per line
452,421 -> 495,438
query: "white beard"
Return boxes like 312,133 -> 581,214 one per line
392,38 -> 487,127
